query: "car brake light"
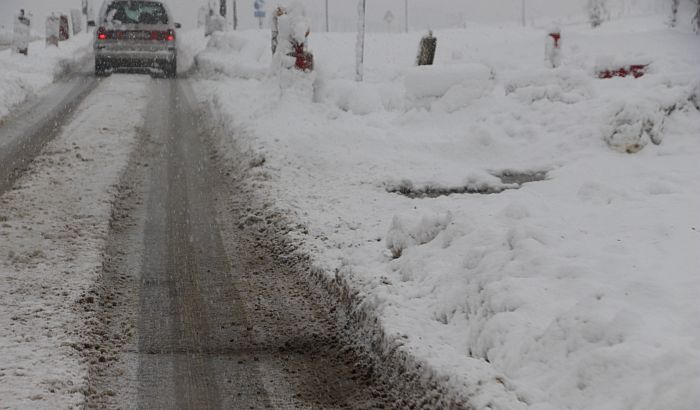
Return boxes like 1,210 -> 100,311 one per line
166,29 -> 175,41
97,27 -> 106,40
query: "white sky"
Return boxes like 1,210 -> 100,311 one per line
0,0 -> 670,33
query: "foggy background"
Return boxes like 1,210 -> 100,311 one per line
0,0 -> 674,34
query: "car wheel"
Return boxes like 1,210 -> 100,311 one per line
95,58 -> 109,77
165,58 -> 177,78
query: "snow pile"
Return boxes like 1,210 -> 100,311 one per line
505,69 -> 593,104
604,100 -> 666,152
404,64 -> 492,99
175,28 -> 209,74
0,33 -> 92,121
195,31 -> 269,80
386,211 -> 453,259
0,30 -> 12,45
193,15 -> 700,410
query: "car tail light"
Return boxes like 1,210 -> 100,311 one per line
97,27 -> 107,40
166,29 -> 175,41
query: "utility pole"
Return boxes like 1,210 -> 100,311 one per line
325,0 -> 329,32
404,0 -> 408,32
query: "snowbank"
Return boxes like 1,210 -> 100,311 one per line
0,33 -> 92,122
193,15 -> 700,410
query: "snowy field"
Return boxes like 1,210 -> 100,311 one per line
193,14 -> 700,410
0,33 -> 92,122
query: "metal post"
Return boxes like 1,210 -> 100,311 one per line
325,0 -> 329,32
356,0 -> 366,81
259,16 -> 263,29
233,0 -> 238,30
404,0 -> 408,32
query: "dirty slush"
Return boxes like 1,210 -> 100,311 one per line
77,79 -> 449,409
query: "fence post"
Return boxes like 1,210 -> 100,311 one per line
13,10 -> 31,55
59,15 -> 70,41
416,31 -> 437,66
356,0 -> 366,81
71,9 -> 82,35
46,14 -> 60,47
545,29 -> 561,68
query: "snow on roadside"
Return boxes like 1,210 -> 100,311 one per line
176,28 -> 209,74
0,75 -> 150,408
193,15 -> 700,410
0,33 -> 93,122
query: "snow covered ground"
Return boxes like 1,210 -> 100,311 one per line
193,14 -> 700,410
0,33 -> 92,122
0,76 -> 150,408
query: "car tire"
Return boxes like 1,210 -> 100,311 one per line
164,58 -> 177,78
95,58 -> 109,77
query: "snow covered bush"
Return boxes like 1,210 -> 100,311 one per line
694,0 -> 700,34
588,0 -> 609,28
271,2 -> 311,72
386,211 -> 453,258
604,101 -> 666,153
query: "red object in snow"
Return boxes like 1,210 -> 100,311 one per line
59,15 -> 70,41
549,32 -> 561,48
291,42 -> 314,72
597,64 -> 649,79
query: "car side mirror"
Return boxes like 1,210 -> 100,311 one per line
174,22 -> 181,29
87,20 -> 96,27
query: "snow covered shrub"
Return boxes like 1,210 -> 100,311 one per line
694,0 -> 700,34
271,3 -> 311,71
588,0 -> 609,28
386,211 -> 453,258
604,101 -> 666,153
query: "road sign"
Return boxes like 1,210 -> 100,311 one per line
255,10 -> 266,18
254,0 -> 265,10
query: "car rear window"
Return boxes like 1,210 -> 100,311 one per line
105,1 -> 168,25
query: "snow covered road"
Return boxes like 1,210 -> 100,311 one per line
1,70 -> 434,408
0,74 -> 150,408
0,71 -> 97,193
